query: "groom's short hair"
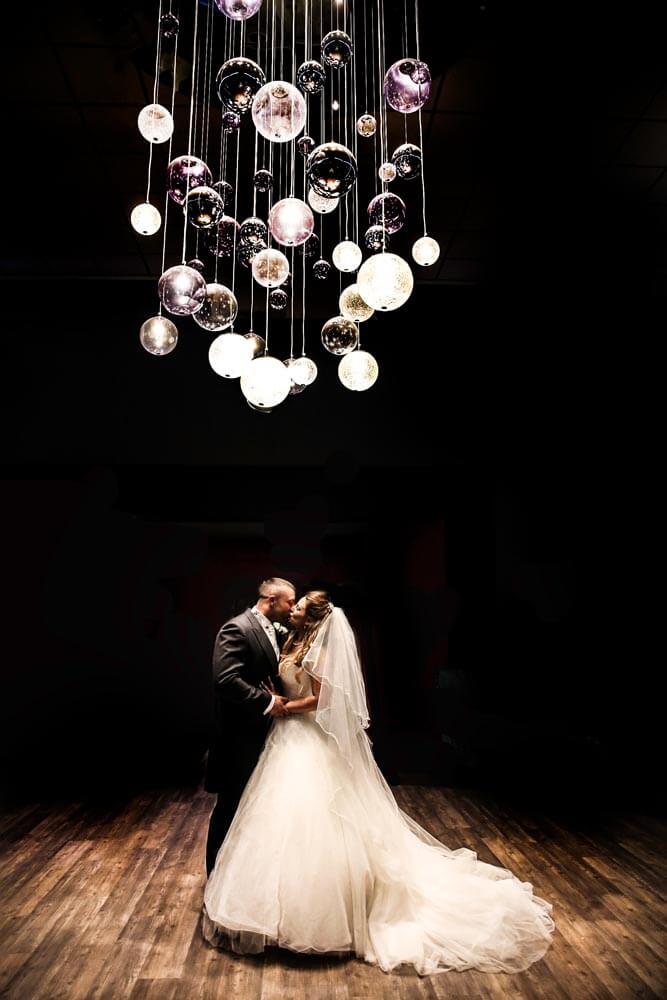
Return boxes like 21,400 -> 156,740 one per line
258,577 -> 295,599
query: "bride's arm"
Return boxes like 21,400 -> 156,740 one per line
284,674 -> 321,714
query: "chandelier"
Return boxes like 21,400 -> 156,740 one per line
132,0 -> 439,412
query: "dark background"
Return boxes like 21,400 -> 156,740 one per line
0,2 -> 662,814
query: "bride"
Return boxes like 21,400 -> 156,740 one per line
202,591 -> 555,976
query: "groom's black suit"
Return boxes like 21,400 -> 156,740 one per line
204,608 -> 286,876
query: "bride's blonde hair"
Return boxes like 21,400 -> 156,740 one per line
282,591 -> 333,679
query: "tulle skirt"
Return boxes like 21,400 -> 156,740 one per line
202,713 -> 555,976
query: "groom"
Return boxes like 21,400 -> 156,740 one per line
204,577 -> 296,876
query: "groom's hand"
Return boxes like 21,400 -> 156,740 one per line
268,696 -> 289,717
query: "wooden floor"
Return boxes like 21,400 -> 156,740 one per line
0,784 -> 664,1000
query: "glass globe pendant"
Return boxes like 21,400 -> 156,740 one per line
216,57 -> 266,113
167,155 -> 212,205
378,162 -> 396,183
268,197 -> 314,247
307,142 -> 358,198
364,225 -> 390,252
383,58 -> 432,113
209,332 -> 254,378
284,359 -> 307,395
321,316 -> 358,355
312,258 -> 331,279
140,316 -> 178,355
138,103 -> 174,143
130,202 -> 161,236
252,81 -> 307,142
214,0 -> 264,20
308,187 -> 339,215
412,236 -> 441,267
357,114 -> 377,138
205,216 -> 241,257
338,350 -> 379,391
184,186 -> 225,228
239,216 -> 268,246
332,240 -> 362,273
339,284 -> 374,322
252,248 -> 290,287
158,264 -> 207,315
240,355 -> 292,408
244,331 -> 266,357
321,30 -> 352,68
392,142 -> 422,179
193,283 -> 238,331
296,59 -> 326,94
368,192 -> 406,234
357,253 -> 414,312
289,356 -> 318,386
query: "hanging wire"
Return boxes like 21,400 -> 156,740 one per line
144,0 -> 164,205
157,9 -> 179,314
415,0 -> 428,237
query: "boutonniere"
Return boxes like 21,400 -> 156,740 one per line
272,622 -> 289,637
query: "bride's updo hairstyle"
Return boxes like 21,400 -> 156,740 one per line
283,590 -> 333,672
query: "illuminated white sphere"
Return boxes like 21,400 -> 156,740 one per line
357,252 -> 414,311
251,248 -> 290,287
412,235 -> 441,267
307,187 -> 339,215
137,103 -> 174,143
332,240 -> 362,273
378,161 -> 396,182
208,332 -> 254,378
130,201 -> 161,236
193,283 -> 238,331
289,356 -> 318,386
240,355 -> 292,408
339,284 -> 374,322
284,359 -> 307,394
338,350 -> 379,391
139,315 -> 178,355
251,80 -> 307,143
268,197 -> 314,246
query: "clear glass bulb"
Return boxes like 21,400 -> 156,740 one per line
139,315 -> 178,355
137,103 -> 174,143
130,202 -> 161,236
412,235 -> 441,267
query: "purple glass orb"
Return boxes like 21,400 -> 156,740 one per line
296,59 -> 326,95
238,239 -> 267,267
167,155 -> 212,205
392,142 -> 422,179
298,233 -> 320,259
368,192 -> 406,234
158,264 -> 207,316
313,258 -> 331,279
160,12 -> 179,37
240,216 -> 268,245
307,142 -> 358,198
297,135 -> 316,157
383,58 -> 431,113
205,215 -> 241,257
268,197 -> 314,247
321,30 -> 352,69
269,288 -> 288,310
186,257 -> 206,272
253,168 -> 273,193
216,57 -> 266,113
321,316 -> 358,355
185,185 -> 225,228
213,180 -> 233,207
364,225 -> 391,252
252,80 -> 307,143
214,0 -> 263,20
222,111 -> 241,132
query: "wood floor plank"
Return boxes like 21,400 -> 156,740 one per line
0,785 -> 664,1000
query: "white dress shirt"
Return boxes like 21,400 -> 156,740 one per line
250,605 -> 280,715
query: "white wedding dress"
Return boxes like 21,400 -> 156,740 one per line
202,622 -> 555,977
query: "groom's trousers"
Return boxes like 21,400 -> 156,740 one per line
205,782 -> 245,876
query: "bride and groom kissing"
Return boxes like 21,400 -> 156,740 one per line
202,577 -> 555,976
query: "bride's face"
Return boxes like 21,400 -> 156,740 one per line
289,598 -> 308,631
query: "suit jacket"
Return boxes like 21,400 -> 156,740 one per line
204,609 -> 286,794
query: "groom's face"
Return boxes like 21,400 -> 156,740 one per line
270,587 -> 296,624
